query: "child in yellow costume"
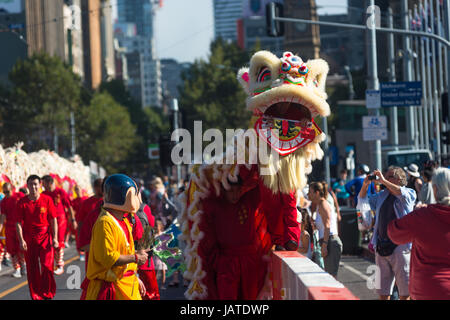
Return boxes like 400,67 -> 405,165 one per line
85,174 -> 148,300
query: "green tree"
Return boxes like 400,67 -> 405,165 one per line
76,92 -> 138,173
2,52 -> 82,151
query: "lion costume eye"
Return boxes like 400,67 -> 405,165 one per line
257,66 -> 271,83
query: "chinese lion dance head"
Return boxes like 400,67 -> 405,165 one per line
180,51 -> 330,300
237,50 -> 330,194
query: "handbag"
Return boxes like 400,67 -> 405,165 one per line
376,237 -> 397,256
356,197 -> 373,231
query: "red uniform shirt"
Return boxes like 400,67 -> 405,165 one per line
42,188 -> 71,218
0,192 -> 25,228
72,196 -> 87,220
16,194 -> 57,242
77,196 -> 103,223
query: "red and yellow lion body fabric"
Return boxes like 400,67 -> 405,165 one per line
180,51 -> 330,300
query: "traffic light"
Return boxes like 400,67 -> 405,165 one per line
266,2 -> 284,37
442,130 -> 450,145
159,134 -> 175,169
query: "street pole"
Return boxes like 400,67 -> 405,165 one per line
429,0 -> 442,162
172,98 -> 181,185
70,111 -> 76,156
388,7 -> 399,151
413,5 -> 425,149
410,9 -> 420,150
367,0 -> 382,171
423,1 -> 434,150
402,0 -> 415,150
444,0 -> 450,158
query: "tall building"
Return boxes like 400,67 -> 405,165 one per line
81,0 -> 102,89
213,0 -> 243,42
100,0 -> 115,81
283,0 -> 321,60
160,58 -> 191,100
116,0 -> 162,108
63,0 -> 84,79
25,0 -> 66,59
237,0 -> 284,56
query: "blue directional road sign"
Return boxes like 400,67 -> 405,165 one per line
380,81 -> 422,107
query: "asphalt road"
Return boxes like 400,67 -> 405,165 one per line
0,245 -> 378,300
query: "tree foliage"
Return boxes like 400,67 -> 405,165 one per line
76,92 -> 138,173
1,53 -> 82,151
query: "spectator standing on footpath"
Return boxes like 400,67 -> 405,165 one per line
358,166 -> 416,300
308,182 -> 342,278
42,175 -> 77,275
332,169 -> 351,206
416,168 -> 436,207
16,175 -> 59,300
387,167 -> 450,300
0,183 -> 25,277
405,164 -> 423,200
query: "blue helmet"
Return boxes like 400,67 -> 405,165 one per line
103,174 -> 141,213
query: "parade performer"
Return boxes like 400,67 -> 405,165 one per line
16,175 -> 59,300
84,174 -> 147,300
0,183 -> 25,278
42,175 -> 76,275
180,50 -> 331,299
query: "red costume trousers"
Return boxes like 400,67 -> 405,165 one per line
24,235 -> 56,300
55,215 -> 67,267
215,245 -> 265,300
138,269 -> 160,300
5,227 -> 24,269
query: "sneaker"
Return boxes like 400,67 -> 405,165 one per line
161,285 -> 167,290
12,268 -> 22,278
54,267 -> 64,275
79,254 -> 85,262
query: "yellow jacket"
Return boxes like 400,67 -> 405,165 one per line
85,210 -> 141,300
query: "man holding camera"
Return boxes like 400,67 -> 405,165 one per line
358,166 -> 416,300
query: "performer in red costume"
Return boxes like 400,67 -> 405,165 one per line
71,184 -> 87,260
76,178 -> 103,229
0,183 -> 25,277
42,175 -> 76,275
16,175 -> 59,300
131,202 -> 160,300
195,165 -> 271,300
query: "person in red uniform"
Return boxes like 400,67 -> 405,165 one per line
129,202 -> 160,300
16,175 -> 59,300
0,183 -> 25,278
42,175 -> 76,275
71,184 -> 87,260
76,178 -> 103,231
199,169 -> 270,300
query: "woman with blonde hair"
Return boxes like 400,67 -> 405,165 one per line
388,167 -> 450,299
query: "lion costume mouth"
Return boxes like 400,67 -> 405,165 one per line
254,99 -> 322,156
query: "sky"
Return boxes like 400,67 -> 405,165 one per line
113,0 -> 348,64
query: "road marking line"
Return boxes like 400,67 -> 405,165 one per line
0,255 -> 80,299
340,262 -> 370,281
